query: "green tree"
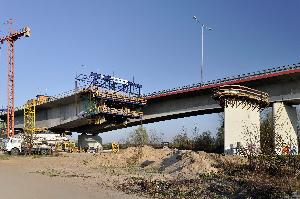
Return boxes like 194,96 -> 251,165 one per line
193,131 -> 215,152
148,129 -> 163,146
260,109 -> 275,155
127,126 -> 149,146
215,113 -> 224,153
192,114 -> 224,153
172,126 -> 193,150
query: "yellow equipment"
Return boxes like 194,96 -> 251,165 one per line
24,99 -> 36,134
112,141 -> 119,153
24,95 -> 51,134
62,141 -> 76,153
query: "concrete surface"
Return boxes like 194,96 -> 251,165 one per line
224,99 -> 260,154
273,102 -> 299,154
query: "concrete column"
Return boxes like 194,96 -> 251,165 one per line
78,134 -> 103,152
273,102 -> 298,154
224,99 -> 260,154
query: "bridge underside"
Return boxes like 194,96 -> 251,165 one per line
64,105 -> 223,134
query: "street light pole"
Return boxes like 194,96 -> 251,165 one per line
201,24 -> 204,83
193,16 -> 212,83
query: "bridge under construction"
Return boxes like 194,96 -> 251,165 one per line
0,62 -> 297,154
0,23 -> 299,154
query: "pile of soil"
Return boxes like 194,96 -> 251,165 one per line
99,145 -> 245,179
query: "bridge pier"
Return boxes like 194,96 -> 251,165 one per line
213,85 -> 269,155
78,133 -> 103,151
224,99 -> 261,154
273,102 -> 298,154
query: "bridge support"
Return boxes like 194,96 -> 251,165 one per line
273,102 -> 298,154
78,133 -> 103,151
224,100 -> 260,154
213,85 -> 269,155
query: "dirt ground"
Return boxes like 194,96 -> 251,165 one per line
0,146 -> 245,199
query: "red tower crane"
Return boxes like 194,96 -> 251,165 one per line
0,26 -> 31,137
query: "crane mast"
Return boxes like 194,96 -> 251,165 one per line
0,26 -> 31,137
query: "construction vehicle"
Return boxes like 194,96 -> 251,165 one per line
4,135 -> 52,155
3,96 -> 63,155
3,132 -> 69,155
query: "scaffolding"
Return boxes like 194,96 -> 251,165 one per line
76,72 -> 143,97
24,99 -> 36,134
23,95 -> 50,134
75,72 -> 147,126
213,85 -> 269,110
81,88 -> 146,125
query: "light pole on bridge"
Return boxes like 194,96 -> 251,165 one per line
75,64 -> 87,115
193,16 -> 213,83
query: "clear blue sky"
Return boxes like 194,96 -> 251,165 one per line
0,0 -> 299,142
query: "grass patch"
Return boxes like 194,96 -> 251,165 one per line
93,164 -> 161,176
33,169 -> 92,178
33,169 -> 60,177
0,154 -> 10,160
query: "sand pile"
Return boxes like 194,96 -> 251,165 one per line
93,146 -> 245,179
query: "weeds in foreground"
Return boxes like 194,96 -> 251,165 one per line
119,154 -> 300,199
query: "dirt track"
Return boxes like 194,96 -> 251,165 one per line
0,154 -> 145,199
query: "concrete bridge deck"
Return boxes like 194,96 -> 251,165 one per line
9,63 -> 300,134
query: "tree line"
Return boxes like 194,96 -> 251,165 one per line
103,114 -> 225,154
